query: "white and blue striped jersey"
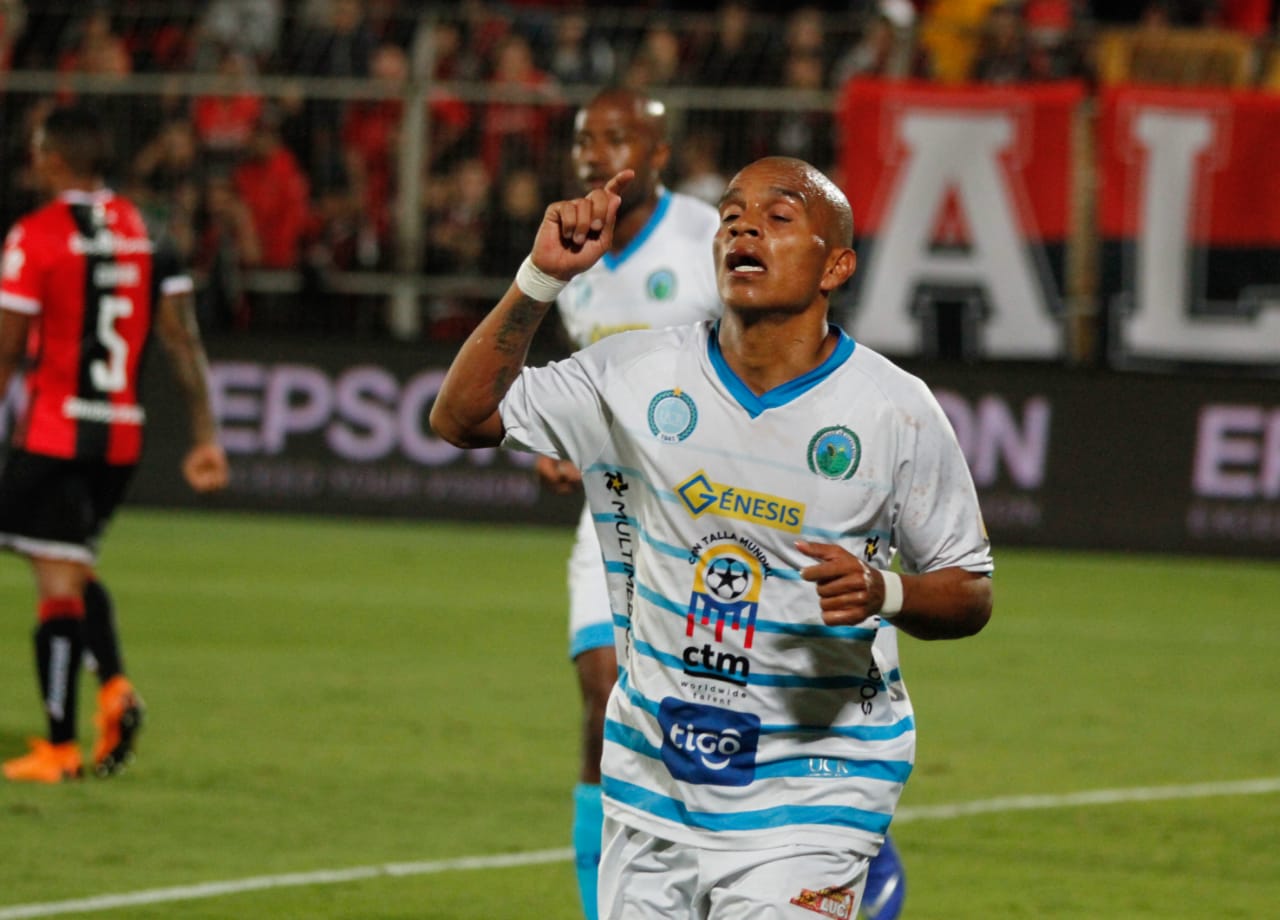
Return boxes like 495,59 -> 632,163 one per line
557,189 -> 721,349
500,321 -> 992,854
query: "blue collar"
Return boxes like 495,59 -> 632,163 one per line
602,189 -> 672,271
707,323 -> 856,419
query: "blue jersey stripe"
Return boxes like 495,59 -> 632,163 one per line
799,524 -> 855,541
593,513 -> 688,562
635,580 -> 687,615
640,529 -> 691,561
760,718 -> 916,741
584,467 -> 885,581
754,756 -> 913,784
604,718 -> 663,759
593,512 -> 640,529
604,719 -> 912,785
603,777 -> 892,836
583,456 -> 891,562
757,619 -> 878,642
569,622 -> 614,659
617,670 -> 661,718
632,638 -> 887,691
634,579 -> 878,643
616,670 -> 912,739
768,567 -> 803,582
800,526 -> 895,545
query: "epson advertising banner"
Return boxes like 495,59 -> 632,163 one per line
132,340 -> 552,525
129,339 -> 1277,558
914,364 -> 1279,556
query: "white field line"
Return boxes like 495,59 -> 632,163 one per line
3,777 -> 1278,919
892,776 -> 1280,823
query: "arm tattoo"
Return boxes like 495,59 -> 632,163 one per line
494,295 -> 547,356
491,366 -> 514,401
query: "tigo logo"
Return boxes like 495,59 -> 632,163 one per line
658,698 -> 759,786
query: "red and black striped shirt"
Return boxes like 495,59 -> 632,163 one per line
0,190 -> 191,464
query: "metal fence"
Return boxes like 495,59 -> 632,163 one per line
2,3 -> 1277,359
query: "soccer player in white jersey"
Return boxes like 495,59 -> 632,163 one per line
432,157 -> 993,919
547,88 -> 907,920
539,88 -> 721,920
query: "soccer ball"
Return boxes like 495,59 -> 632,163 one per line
705,556 -> 750,601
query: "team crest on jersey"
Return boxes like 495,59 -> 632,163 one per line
807,425 -> 861,480
646,268 -> 676,300
648,388 -> 698,442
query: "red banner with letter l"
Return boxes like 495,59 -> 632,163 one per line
836,78 -> 1084,360
1098,86 -> 1280,369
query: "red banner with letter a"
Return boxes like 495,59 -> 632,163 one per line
1098,86 -> 1280,369
836,79 -> 1084,360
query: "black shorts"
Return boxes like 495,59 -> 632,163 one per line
0,449 -> 136,563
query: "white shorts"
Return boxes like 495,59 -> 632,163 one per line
599,815 -> 869,920
567,504 -> 614,660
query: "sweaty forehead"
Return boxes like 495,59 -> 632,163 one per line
722,160 -> 852,244
727,161 -> 814,204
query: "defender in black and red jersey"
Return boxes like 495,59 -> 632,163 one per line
0,106 -> 229,783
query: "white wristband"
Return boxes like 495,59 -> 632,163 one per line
878,570 -> 904,619
515,255 -> 567,302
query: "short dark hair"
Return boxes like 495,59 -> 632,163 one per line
39,106 -> 113,179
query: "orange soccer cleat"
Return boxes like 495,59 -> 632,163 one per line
92,675 -> 145,777
3,738 -> 84,783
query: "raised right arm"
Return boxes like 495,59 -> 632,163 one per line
430,170 -> 633,449
428,284 -> 558,448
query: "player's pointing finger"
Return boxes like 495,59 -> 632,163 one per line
604,169 -> 635,196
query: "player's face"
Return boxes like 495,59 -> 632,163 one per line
571,99 -> 668,212
713,160 -> 854,313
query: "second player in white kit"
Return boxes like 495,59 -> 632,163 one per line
558,187 -> 721,660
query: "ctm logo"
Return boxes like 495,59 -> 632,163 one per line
685,545 -> 761,686
682,644 -> 750,687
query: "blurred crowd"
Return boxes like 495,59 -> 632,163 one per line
0,0 -> 1277,340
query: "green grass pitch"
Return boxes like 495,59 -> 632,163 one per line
1,509 -> 1277,919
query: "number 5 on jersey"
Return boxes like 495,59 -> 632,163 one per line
91,294 -> 132,394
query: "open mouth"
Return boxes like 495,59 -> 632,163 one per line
726,252 -> 766,274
